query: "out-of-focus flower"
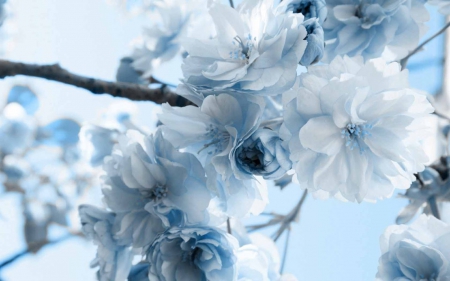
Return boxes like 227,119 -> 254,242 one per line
130,0 -> 195,78
276,0 -> 327,24
36,118 -> 81,147
7,85 -> 39,115
79,125 -> 119,166
300,19 -> 324,66
181,0 -> 307,96
116,57 -> 146,84
0,103 -> 35,155
160,93 -> 268,217
322,0 -> 429,62
102,130 -> 212,246
233,127 -> 291,180
428,0 -> 450,15
237,233 -> 297,281
396,157 -> 450,224
79,205 -> 133,281
376,215 -> 450,280
282,56 -> 434,202
147,226 -> 239,281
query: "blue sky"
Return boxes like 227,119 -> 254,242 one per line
0,1 -> 447,280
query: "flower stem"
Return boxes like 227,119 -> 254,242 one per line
227,218 -> 232,235
280,227 -> 291,274
401,21 -> 450,70
272,190 -> 308,242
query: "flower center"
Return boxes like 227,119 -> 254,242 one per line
140,184 -> 168,202
355,0 -> 401,28
198,124 -> 231,155
341,123 -> 372,152
294,2 -> 312,17
237,140 -> 265,173
229,34 -> 255,63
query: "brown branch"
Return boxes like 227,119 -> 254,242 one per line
0,59 -> 193,106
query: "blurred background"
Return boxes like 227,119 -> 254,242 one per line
0,0 -> 448,280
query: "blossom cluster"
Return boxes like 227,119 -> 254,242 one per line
0,85 -> 102,252
79,0 -> 450,279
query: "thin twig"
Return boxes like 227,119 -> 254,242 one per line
227,218 -> 232,235
280,227 -> 291,274
0,233 -> 78,270
434,111 -> 450,122
401,21 -> 450,70
273,190 -> 308,242
0,60 -> 193,106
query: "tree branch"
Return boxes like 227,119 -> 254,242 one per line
400,21 -> 450,70
0,233 -> 80,270
0,60 -> 193,107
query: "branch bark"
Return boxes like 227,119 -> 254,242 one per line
0,60 -> 193,106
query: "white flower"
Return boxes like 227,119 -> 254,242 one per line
181,0 -> 308,95
129,0 -> 210,78
428,0 -> 450,15
322,0 -> 429,62
281,56 -> 434,202
376,215 -> 450,280
159,93 -> 268,217
237,233 -> 298,281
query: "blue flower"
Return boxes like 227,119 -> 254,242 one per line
79,125 -> 119,166
79,205 -> 133,281
36,118 -> 81,147
116,57 -> 146,84
322,0 -> 429,61
233,128 -> 291,180
181,0 -> 308,96
0,103 -> 35,155
130,0 -> 194,78
276,0 -> 327,24
282,56 -> 433,202
377,215 -> 450,280
102,129 -> 212,246
300,19 -> 324,66
7,86 -> 39,115
147,226 -> 239,281
159,93 -> 268,217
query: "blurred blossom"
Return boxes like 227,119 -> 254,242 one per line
428,0 -> 450,14
282,56 -> 434,202
79,125 -> 119,166
181,0 -> 308,95
276,0 -> 327,24
7,85 -> 39,115
79,205 -> 133,281
0,103 -> 35,155
146,226 -> 239,281
322,0 -> 429,62
116,57 -> 146,84
129,0 -> 204,79
376,215 -> 450,280
36,118 -> 81,147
